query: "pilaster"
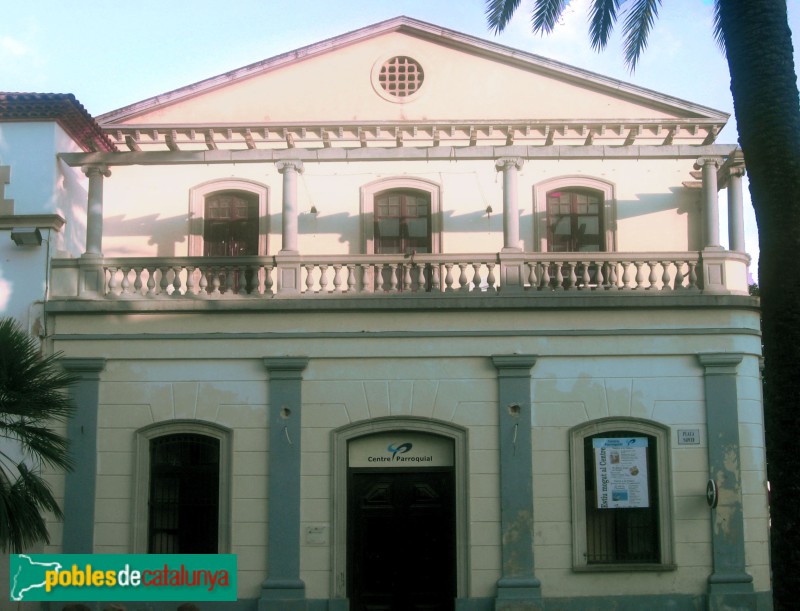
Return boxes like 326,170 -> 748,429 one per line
491,355 -> 543,611
697,353 -> 756,611
259,357 -> 309,611
60,358 -> 106,553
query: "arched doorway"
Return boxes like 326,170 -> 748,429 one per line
332,418 -> 468,611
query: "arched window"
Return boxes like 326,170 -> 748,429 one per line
360,177 -> 441,254
373,189 -> 432,255
203,191 -> 259,256
188,179 -> 269,256
133,421 -> 231,553
534,176 -> 616,252
570,418 -> 674,570
148,433 -> 220,553
546,188 -> 604,252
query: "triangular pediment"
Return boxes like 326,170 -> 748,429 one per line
98,17 -> 727,150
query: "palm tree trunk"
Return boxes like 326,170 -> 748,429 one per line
719,1 -> 800,608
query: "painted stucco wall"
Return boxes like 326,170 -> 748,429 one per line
99,157 -> 702,259
121,32 -> 690,126
43,305 -> 768,601
0,121 -> 87,328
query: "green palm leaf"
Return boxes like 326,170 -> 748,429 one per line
0,318 -> 76,552
621,0 -> 662,70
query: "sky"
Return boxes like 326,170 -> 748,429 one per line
3,0 -> 799,277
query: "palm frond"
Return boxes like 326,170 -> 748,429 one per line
712,0 -> 726,55
589,0 -> 622,51
531,0 -> 570,35
485,0 -> 524,33
621,0 -> 662,70
0,317 -> 76,551
0,464 -> 63,552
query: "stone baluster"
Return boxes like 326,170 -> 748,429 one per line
305,264 -> 315,294
539,263 -> 551,290
444,263 -> 455,291
186,266 -> 196,296
647,261 -> 659,290
486,262 -> 497,291
319,264 -> 329,293
147,267 -> 157,297
346,264 -> 356,293
431,264 -> 441,291
458,263 -> 469,291
472,262 -> 483,291
660,261 -> 672,291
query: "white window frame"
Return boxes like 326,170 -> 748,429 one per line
132,420 -> 232,553
188,178 -> 269,256
360,177 -> 442,254
569,417 -> 675,571
533,176 -> 616,252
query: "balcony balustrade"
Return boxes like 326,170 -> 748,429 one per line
48,250 -> 752,302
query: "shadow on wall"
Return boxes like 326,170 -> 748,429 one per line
98,185 -> 700,258
58,159 -> 88,257
104,214 -> 188,257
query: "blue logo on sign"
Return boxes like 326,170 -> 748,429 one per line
387,442 -> 413,460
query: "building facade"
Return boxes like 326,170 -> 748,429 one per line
1,16 -> 770,610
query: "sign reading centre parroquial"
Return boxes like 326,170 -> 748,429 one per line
349,432 -> 454,468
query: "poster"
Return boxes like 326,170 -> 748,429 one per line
593,437 -> 649,509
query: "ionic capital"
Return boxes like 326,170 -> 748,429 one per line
728,166 -> 746,179
495,157 -> 524,172
693,157 -> 721,171
81,164 -> 111,178
276,160 -> 304,174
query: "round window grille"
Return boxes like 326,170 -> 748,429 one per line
378,56 -> 425,98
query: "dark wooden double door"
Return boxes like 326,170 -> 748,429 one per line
348,469 -> 456,611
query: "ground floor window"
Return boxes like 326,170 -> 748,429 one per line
570,418 -> 674,570
133,420 -> 231,554
148,433 -> 220,553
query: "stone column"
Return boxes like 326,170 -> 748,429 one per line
81,165 -> 111,257
694,158 -> 722,250
260,357 -> 309,611
276,160 -> 304,254
495,158 -> 524,252
495,158 -> 526,292
60,358 -> 106,553
491,355 -> 543,611
697,353 -> 755,610
727,167 -> 746,253
275,161 -> 304,294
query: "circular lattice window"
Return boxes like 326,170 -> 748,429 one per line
377,56 -> 425,98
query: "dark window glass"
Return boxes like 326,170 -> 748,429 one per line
148,433 -> 220,553
546,189 -> 604,252
374,190 -> 431,255
204,192 -> 259,256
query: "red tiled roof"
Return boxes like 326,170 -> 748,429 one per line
0,92 -> 117,152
